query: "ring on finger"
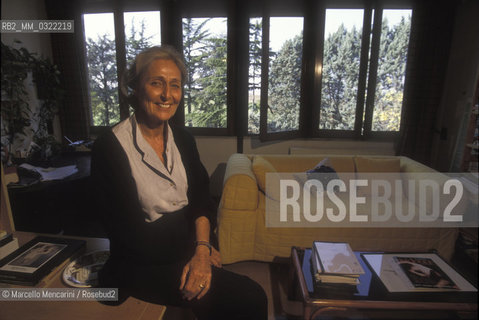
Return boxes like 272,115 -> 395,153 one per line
199,283 -> 205,289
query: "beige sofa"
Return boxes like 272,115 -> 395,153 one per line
217,153 -> 460,264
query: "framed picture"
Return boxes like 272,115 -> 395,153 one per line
0,236 -> 86,286
361,252 -> 477,293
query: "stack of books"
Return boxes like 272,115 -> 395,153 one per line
311,241 -> 364,288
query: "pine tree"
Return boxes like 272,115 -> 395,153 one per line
268,33 -> 303,132
183,18 -> 227,128
320,24 -> 361,130
86,34 -> 119,126
183,18 -> 211,120
193,36 -> 228,127
373,15 -> 411,131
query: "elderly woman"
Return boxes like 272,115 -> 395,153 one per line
91,46 -> 267,319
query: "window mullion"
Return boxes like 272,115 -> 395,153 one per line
354,5 -> 373,138
113,9 -> 129,121
363,6 -> 383,139
259,16 -> 270,141
312,4 -> 325,136
300,0 -> 318,137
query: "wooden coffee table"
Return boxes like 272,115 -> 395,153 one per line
289,247 -> 478,320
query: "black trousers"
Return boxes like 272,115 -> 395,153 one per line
99,210 -> 268,320
101,260 -> 267,320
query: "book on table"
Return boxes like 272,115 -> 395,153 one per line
311,241 -> 365,285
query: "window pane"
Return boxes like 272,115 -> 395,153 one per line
83,13 -> 120,126
182,18 -> 227,128
268,17 -> 303,133
248,17 -> 262,134
372,9 -> 412,131
124,11 -> 161,66
320,9 -> 364,130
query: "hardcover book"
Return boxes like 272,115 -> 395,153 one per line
312,241 -> 364,285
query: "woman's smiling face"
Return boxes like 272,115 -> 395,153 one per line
138,58 -> 182,124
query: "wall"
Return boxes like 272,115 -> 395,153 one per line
1,0 -> 52,56
431,0 -> 479,172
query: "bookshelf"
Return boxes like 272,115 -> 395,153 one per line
461,78 -> 479,172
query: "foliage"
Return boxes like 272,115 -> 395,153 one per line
183,18 -> 228,128
320,24 -> 361,130
320,16 -> 411,131
183,18 -> 211,119
1,40 -> 64,163
373,17 -> 411,131
268,34 -> 303,132
86,20 -> 153,126
33,53 -> 64,139
1,41 -> 32,162
125,18 -> 152,66
86,34 -> 120,126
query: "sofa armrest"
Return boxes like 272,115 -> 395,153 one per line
220,154 -> 259,211
400,156 -> 468,218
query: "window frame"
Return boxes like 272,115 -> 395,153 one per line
78,0 -> 413,141
313,2 -> 413,140
255,14 -> 307,141
81,3 -> 165,131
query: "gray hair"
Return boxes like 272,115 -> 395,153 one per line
121,45 -> 187,108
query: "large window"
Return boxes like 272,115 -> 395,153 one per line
372,9 -> 412,132
83,13 -> 119,127
318,7 -> 412,137
248,16 -> 304,136
320,9 -> 364,131
182,17 -> 228,128
83,11 -> 161,127
79,2 -> 412,141
268,17 -> 304,133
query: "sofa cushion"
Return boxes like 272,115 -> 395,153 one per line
252,156 -> 281,200
355,156 -> 401,173
261,155 -> 355,173
355,157 -> 402,197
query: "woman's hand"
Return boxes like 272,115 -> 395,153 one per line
179,245 -> 212,300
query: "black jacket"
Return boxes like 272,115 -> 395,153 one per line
90,123 -> 214,264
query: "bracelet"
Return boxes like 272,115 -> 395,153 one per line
195,241 -> 212,256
